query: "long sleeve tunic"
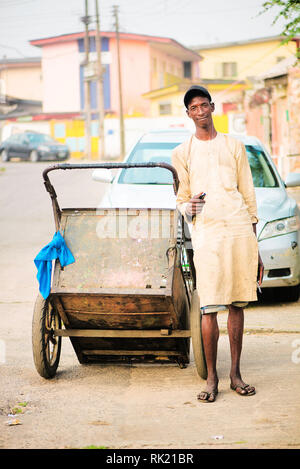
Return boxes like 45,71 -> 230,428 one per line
171,132 -> 258,307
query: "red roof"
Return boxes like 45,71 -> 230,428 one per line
31,30 -> 177,45
30,30 -> 201,61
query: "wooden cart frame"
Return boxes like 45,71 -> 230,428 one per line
32,163 -> 207,379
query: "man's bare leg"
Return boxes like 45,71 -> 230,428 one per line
228,305 -> 255,395
197,312 -> 219,402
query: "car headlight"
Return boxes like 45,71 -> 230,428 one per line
259,216 -> 300,240
38,145 -> 50,152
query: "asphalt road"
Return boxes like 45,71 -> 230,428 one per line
0,160 -> 300,450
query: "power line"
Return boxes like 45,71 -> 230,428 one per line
0,43 -> 26,57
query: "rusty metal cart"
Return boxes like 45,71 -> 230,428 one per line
32,163 -> 207,380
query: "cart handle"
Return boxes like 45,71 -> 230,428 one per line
42,162 -> 179,232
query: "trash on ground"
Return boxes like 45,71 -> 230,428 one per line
5,418 -> 22,426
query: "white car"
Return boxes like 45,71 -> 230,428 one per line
93,130 -> 300,301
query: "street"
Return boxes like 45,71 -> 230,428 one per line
0,160 -> 300,450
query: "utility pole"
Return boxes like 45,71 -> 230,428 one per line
95,0 -> 105,160
81,0 -> 92,159
113,5 -> 125,159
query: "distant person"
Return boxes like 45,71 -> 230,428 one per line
172,86 -> 264,402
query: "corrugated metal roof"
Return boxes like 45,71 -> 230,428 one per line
259,55 -> 298,79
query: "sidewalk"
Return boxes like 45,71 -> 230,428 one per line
218,300 -> 300,334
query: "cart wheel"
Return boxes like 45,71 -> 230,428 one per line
32,295 -> 62,378
190,289 -> 207,380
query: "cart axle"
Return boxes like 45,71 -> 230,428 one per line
53,329 -> 191,338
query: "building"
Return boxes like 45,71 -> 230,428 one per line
142,78 -> 249,134
143,36 -> 298,133
245,55 -> 300,177
26,30 -> 201,158
0,57 -> 44,141
0,57 -> 42,102
29,31 -> 201,117
185,35 -> 300,138
193,35 -> 299,82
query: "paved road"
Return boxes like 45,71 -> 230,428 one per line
0,161 -> 300,450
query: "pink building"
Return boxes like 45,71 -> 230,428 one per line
30,31 -> 201,118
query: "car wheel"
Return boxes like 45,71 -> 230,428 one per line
277,285 -> 300,302
30,150 -> 39,162
261,285 -> 300,303
1,149 -> 9,162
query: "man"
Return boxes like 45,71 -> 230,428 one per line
171,85 -> 264,403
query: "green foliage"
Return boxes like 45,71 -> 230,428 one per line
260,0 -> 300,41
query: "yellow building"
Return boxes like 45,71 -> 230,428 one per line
143,36 -> 299,134
194,35 -> 298,81
0,57 -> 42,101
142,79 -> 250,133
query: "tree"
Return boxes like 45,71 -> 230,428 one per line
260,0 -> 300,41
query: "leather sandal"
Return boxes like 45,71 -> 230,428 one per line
230,383 -> 255,396
197,390 -> 218,403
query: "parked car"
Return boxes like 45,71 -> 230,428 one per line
0,131 -> 70,162
92,130 -> 300,301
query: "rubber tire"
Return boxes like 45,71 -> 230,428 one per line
1,149 -> 9,162
30,150 -> 39,162
285,285 -> 300,302
260,285 -> 300,303
274,285 -> 299,302
32,295 -> 61,379
190,289 -> 207,380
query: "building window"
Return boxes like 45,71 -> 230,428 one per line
215,62 -> 238,78
183,61 -> 192,78
152,57 -> 157,75
222,62 -> 237,77
159,61 -> 166,88
159,102 -> 172,115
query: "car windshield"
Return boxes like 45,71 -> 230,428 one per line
26,133 -> 56,144
246,145 -> 279,187
118,140 -> 279,188
118,142 -> 181,184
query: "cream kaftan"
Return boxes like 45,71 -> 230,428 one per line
171,133 -> 258,307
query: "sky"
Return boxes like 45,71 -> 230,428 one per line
0,0 -> 288,59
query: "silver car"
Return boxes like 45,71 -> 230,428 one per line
93,130 -> 300,301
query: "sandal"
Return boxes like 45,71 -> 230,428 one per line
230,383 -> 255,396
197,390 -> 218,403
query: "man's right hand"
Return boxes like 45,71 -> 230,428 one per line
186,192 -> 206,217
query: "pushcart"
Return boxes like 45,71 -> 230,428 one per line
32,163 -> 207,380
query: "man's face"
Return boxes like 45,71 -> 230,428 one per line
186,95 -> 215,127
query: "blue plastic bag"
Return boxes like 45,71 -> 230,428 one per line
34,231 -> 75,299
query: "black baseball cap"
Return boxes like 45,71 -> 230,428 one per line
184,85 -> 212,108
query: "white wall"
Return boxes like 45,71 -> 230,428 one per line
104,116 -> 194,158
1,115 -> 194,158
1,121 -> 51,142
